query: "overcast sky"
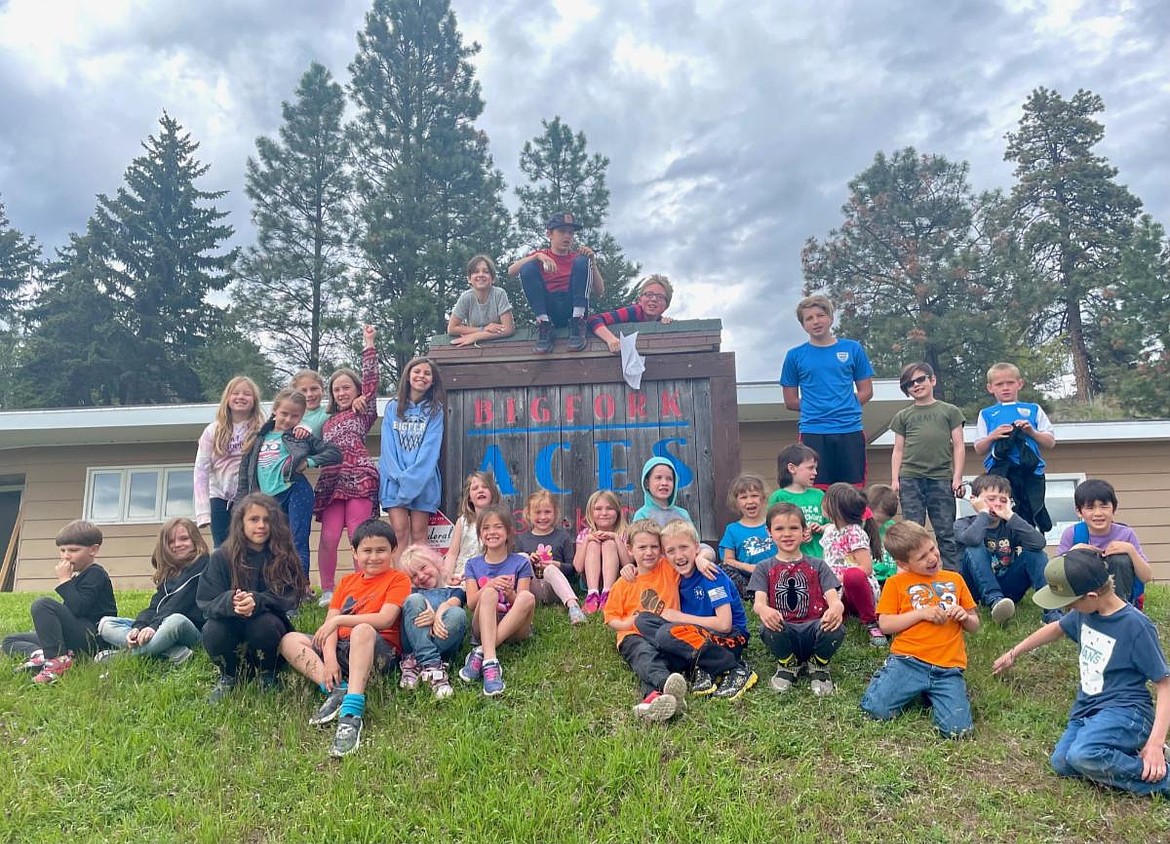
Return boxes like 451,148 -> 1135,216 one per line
1,0 -> 1166,382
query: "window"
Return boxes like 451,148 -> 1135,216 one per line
84,466 -> 195,524
956,472 -> 1085,545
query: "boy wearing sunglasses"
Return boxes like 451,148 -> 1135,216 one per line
889,362 -> 966,571
587,274 -> 674,353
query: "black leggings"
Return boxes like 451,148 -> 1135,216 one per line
1,597 -> 98,658
201,613 -> 288,676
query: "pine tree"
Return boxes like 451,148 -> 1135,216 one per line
1108,215 -> 1170,417
234,62 -> 355,377
801,148 -> 1043,412
0,198 -> 41,407
1002,88 -> 1142,401
512,116 -> 638,318
348,0 -> 510,377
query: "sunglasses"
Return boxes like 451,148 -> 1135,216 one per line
902,375 -> 930,389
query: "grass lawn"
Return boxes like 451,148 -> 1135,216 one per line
1,588 -> 1168,844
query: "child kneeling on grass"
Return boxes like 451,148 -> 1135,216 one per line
398,544 -> 468,700
279,519 -> 409,758
636,520 -> 757,701
861,521 -> 980,738
603,520 -> 689,722
459,505 -> 536,697
3,520 -> 116,684
993,547 -> 1170,796
750,504 -> 845,696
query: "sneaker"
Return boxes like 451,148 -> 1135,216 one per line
93,648 -> 126,664
691,668 -> 716,696
32,654 -> 73,684
16,649 -> 46,672
633,690 -> 678,722
582,592 -> 601,614
599,590 -> 610,610
425,663 -> 454,700
568,603 -> 587,625
309,686 -> 348,726
399,654 -> 421,690
770,660 -> 799,693
663,672 -> 688,713
317,590 -> 334,609
714,663 -> 758,701
329,715 -> 363,758
208,673 -> 238,704
482,659 -> 505,697
459,647 -> 484,683
991,597 -> 1016,625
166,646 -> 194,666
866,623 -> 889,648
809,660 -> 835,697
534,320 -> 553,353
566,316 -> 587,352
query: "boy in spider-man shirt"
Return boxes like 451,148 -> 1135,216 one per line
749,503 -> 846,696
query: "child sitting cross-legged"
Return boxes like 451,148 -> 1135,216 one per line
515,490 -> 585,624
993,547 -> 1170,797
397,544 -> 468,700
603,520 -> 689,723
861,522 -> 980,738
635,520 -> 757,701
750,504 -> 846,696
279,519 -> 410,758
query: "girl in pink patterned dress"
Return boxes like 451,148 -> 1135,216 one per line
819,482 -> 889,647
313,325 -> 380,606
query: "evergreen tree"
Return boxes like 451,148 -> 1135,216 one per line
512,116 -> 638,318
1002,87 -> 1142,401
0,198 -> 41,407
1108,215 -> 1170,417
234,62 -> 355,376
348,0 -> 510,376
801,148 -> 1043,412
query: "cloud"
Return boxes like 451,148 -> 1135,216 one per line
0,0 -> 1166,382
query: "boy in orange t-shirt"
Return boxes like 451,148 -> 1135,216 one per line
280,519 -> 410,757
604,520 -> 688,722
861,521 -> 981,738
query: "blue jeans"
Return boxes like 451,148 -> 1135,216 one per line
519,254 -> 590,326
899,477 -> 958,570
960,545 -> 1048,607
400,593 -> 468,666
1051,706 -> 1170,796
210,497 -> 231,549
97,614 -> 201,659
861,654 -> 973,738
275,475 -> 316,578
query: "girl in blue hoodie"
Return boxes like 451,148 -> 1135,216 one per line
632,456 -> 718,564
380,357 -> 446,552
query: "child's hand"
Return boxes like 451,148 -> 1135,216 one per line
639,588 -> 665,615
446,572 -> 463,587
1103,540 -> 1136,558
991,423 -> 1014,440
312,617 -> 339,649
821,601 -> 845,632
1139,739 -> 1168,782
232,590 -> 255,618
136,626 -> 156,645
660,315 -> 673,324
413,602 -> 435,628
992,649 -> 1016,675
432,612 -> 450,640
809,523 -> 824,534
351,394 -> 369,414
322,656 -> 342,691
758,605 -> 784,632
606,337 -> 621,353
695,556 -> 720,581
943,603 -> 969,624
484,322 -> 506,335
593,530 -> 614,543
970,495 -> 989,514
920,604 -> 946,625
1013,419 -> 1035,436
292,425 -> 312,440
619,563 -> 637,582
54,559 -> 73,582
529,553 -> 546,579
362,324 -> 376,347
451,335 -> 478,347
537,253 -> 556,273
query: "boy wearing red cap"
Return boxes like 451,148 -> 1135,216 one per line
508,211 -> 604,354
993,547 -> 1170,796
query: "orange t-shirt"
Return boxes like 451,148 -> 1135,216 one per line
603,559 -> 680,646
876,569 -> 976,669
329,568 -> 411,650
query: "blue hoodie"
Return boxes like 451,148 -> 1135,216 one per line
631,456 -> 693,527
379,398 -> 444,512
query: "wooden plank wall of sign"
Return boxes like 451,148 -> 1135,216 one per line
431,319 -> 740,542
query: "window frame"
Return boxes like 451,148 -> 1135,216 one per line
955,471 -> 1086,546
83,464 -> 196,525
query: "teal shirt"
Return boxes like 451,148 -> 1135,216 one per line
256,432 -> 293,496
299,407 -> 328,437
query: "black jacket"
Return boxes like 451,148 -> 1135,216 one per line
196,546 -> 298,630
235,418 -> 341,501
57,564 -> 118,630
133,554 -> 208,631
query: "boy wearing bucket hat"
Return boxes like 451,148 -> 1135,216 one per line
993,547 -> 1170,796
507,211 -> 605,354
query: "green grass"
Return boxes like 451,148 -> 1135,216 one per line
2,590 -> 1168,844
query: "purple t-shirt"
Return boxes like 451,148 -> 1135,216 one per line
464,552 -> 534,613
1056,522 -> 1147,560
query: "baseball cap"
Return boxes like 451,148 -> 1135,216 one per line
545,211 -> 583,231
1032,547 -> 1111,609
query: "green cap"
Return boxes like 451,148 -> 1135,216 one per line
1032,548 -> 1110,610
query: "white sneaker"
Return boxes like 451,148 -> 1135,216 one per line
663,672 -> 688,713
991,597 -> 1016,625
317,591 -> 334,608
633,691 -> 678,722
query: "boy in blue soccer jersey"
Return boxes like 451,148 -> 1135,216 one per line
780,295 -> 874,488
634,520 -> 757,701
974,362 -> 1056,532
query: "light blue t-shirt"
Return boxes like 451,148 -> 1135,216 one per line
780,339 -> 873,433
718,522 -> 776,568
